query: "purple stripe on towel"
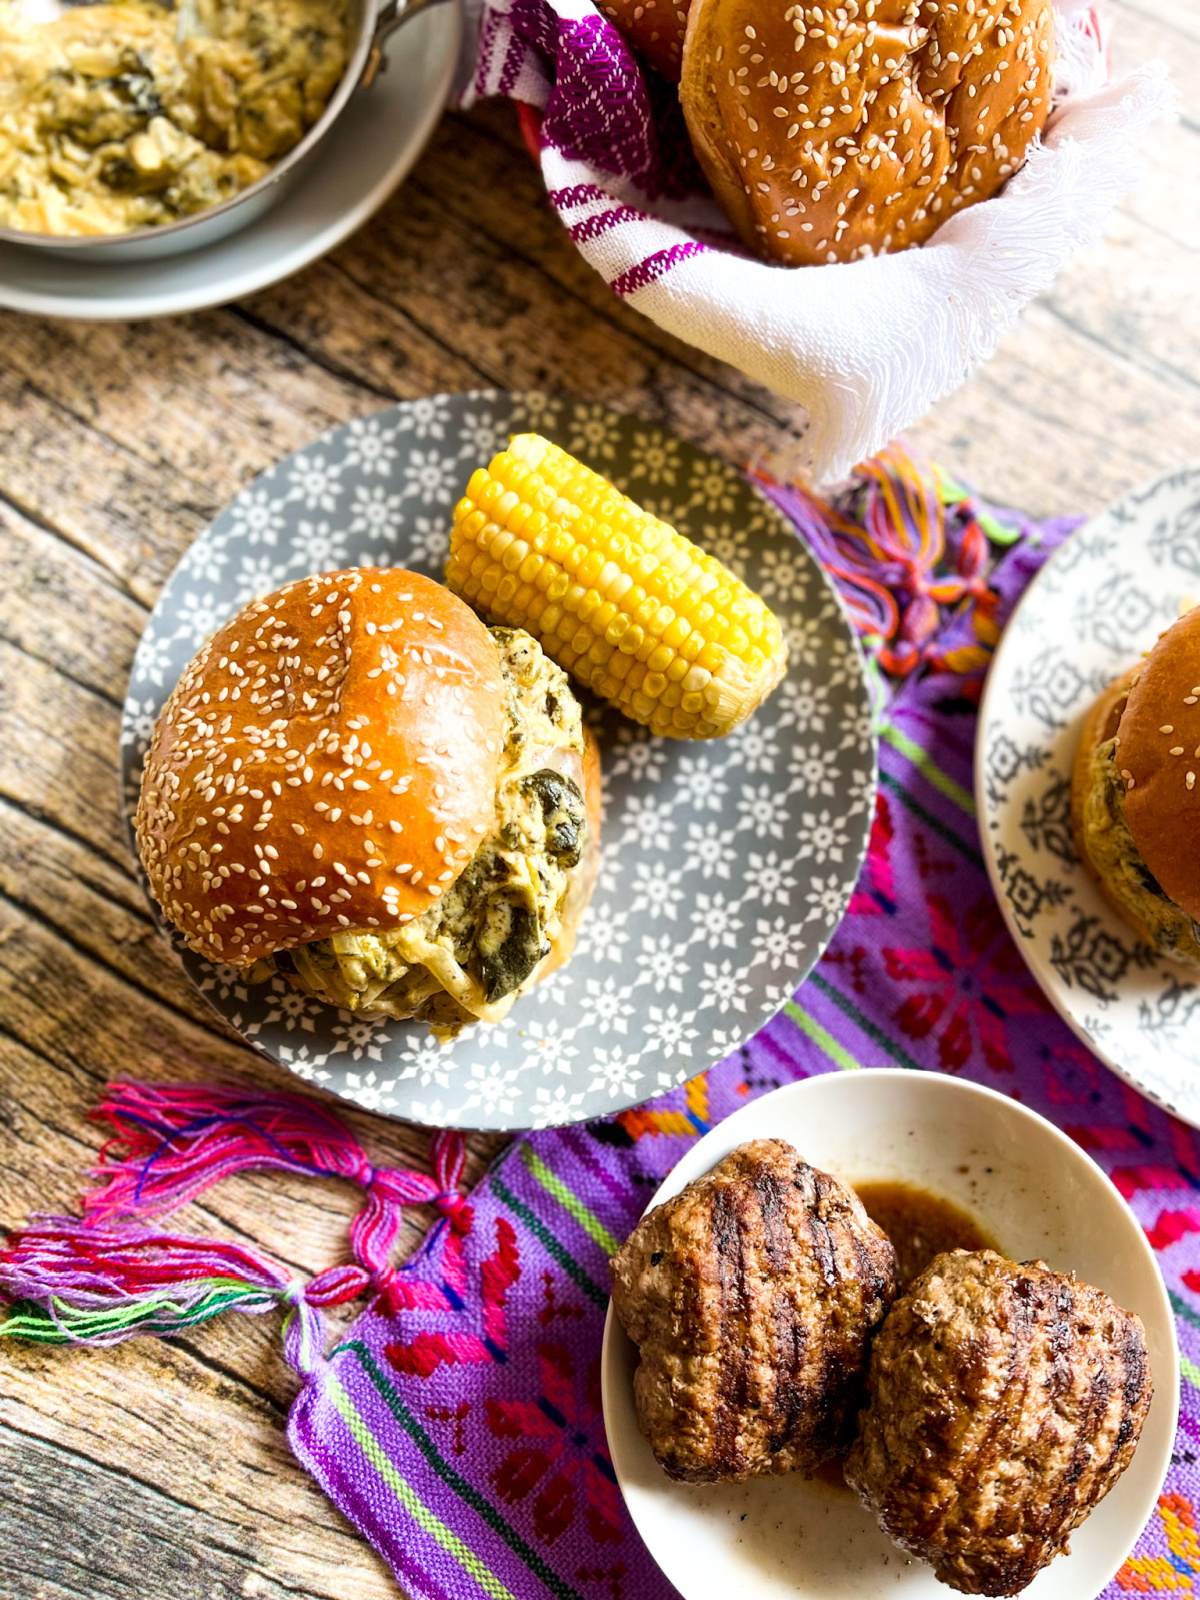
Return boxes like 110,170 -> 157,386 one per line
546,182 -> 609,210
610,240 -> 708,297
568,204 -> 642,243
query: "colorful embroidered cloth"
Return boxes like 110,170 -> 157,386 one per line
5,471 -> 1200,1600
286,502 -> 1198,1600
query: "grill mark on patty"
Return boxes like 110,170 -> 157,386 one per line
752,1161 -> 807,1455
952,1264 -> 1041,1540
803,1170 -> 841,1288
1097,1316 -> 1149,1480
848,1253 -> 1152,1595
769,1291 -> 807,1452
754,1164 -> 791,1274
710,1183 -> 752,1478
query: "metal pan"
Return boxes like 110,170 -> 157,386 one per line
0,0 -> 452,262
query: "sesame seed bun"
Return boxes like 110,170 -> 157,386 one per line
136,569 -> 508,967
679,0 -> 1055,266
1116,607 -> 1200,925
599,0 -> 692,80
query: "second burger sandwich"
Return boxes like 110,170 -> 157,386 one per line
1071,606 -> 1200,968
136,568 -> 602,1037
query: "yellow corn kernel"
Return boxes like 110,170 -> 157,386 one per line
445,434 -> 788,739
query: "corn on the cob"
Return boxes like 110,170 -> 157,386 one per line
445,434 -> 788,739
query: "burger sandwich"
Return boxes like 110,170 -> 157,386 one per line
136,568 -> 602,1035
678,0 -> 1056,266
1071,606 -> 1200,968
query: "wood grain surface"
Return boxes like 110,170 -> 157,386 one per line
1,2 -> 1198,1593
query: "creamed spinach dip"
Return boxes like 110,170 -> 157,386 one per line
252,629 -> 591,1039
0,0 -> 347,235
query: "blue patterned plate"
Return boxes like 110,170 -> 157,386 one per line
120,393 -> 876,1130
978,464 -> 1200,1126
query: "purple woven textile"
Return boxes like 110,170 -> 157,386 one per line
288,510 -> 1200,1600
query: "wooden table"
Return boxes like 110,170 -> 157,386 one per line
1,4 -> 1197,1593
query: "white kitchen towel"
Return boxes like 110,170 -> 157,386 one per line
461,0 -> 1173,483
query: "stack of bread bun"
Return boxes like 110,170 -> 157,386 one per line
600,0 -> 1055,266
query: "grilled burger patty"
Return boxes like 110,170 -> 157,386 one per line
845,1249 -> 1153,1597
609,1139 -> 898,1484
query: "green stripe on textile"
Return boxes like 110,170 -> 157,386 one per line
0,1284 -> 263,1343
325,1373 -> 516,1600
489,1172 -> 608,1309
342,1341 -> 589,1600
1181,1354 -> 1200,1392
808,973 -> 924,1074
881,724 -> 976,817
878,770 -> 983,868
783,1001 -> 862,1072
519,1145 -> 621,1256
1170,1290 -> 1200,1334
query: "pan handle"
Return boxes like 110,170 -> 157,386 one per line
362,0 -> 455,87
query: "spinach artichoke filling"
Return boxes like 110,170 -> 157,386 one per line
1083,737 -> 1200,964
0,0 -> 349,236
253,628 -> 589,1031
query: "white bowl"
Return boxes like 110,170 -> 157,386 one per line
600,1070 -> 1178,1600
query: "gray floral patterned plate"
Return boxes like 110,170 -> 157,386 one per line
121,392 -> 876,1130
978,463 -> 1200,1126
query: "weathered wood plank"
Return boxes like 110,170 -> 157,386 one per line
1114,121 -> 1200,253
0,640 -> 131,866
240,257 -> 490,399
907,297 -> 1199,517
0,499 -> 147,704
328,172 -> 808,470
0,795 -> 229,1034
1112,0 -> 1200,54
0,1428 -> 341,1600
1,1342 -> 398,1600
0,363 -> 214,606
0,311 -> 373,505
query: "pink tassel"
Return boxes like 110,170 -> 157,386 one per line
6,1078 -> 473,1355
85,1081 -> 373,1222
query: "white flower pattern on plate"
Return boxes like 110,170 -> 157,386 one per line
118,393 -> 875,1129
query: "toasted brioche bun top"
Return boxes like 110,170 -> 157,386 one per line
599,0 -> 692,79
680,0 -> 1054,266
1118,606 -> 1200,923
136,568 -> 507,966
